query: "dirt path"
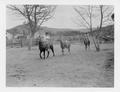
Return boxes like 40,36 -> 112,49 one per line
6,43 -> 114,87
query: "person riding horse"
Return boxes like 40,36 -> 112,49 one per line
83,34 -> 90,50
41,32 -> 50,42
38,32 -> 55,59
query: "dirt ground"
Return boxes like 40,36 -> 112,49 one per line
6,43 -> 114,87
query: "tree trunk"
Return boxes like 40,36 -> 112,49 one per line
90,26 -> 100,52
91,34 -> 100,52
94,5 -> 104,52
28,37 -> 32,50
28,34 -> 33,51
96,38 -> 100,51
94,39 -> 100,52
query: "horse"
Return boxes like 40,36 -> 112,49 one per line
83,37 -> 90,50
58,39 -> 71,55
38,38 -> 55,59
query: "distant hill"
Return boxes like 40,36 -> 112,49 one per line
6,24 -> 114,40
7,24 -> 30,36
89,25 -> 114,39
6,24 -> 89,36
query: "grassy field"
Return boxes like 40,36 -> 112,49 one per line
6,43 -> 114,87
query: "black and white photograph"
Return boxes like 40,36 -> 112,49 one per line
6,4 -> 114,87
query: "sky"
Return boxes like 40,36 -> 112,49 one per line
43,6 -> 79,29
6,5 -> 113,30
6,6 -> 80,29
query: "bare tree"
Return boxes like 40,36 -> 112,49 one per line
74,5 -> 113,51
7,5 -> 56,50
95,5 -> 113,51
74,6 -> 98,51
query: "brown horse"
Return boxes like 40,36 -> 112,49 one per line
83,37 -> 90,50
58,39 -> 71,55
38,38 -> 55,59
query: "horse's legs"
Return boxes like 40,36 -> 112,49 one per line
87,43 -> 89,50
86,45 -> 88,50
50,45 -> 55,56
88,42 -> 90,49
47,50 -> 50,58
85,44 -> 87,50
62,49 -> 64,55
68,46 -> 70,53
43,50 -> 45,59
39,51 -> 42,59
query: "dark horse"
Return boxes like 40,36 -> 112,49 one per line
38,39 -> 55,59
58,39 -> 71,55
83,38 -> 90,50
